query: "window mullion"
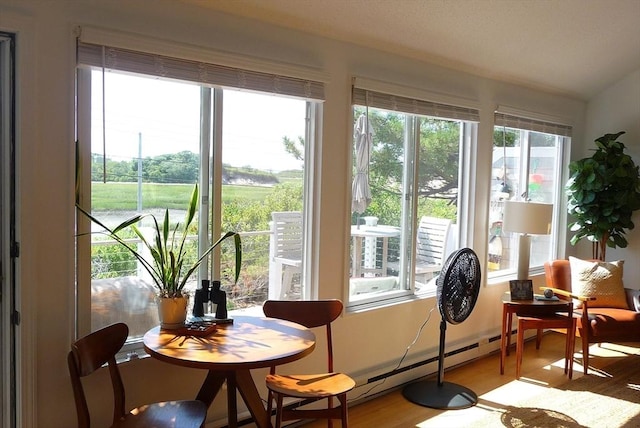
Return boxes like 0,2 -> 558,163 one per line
210,88 -> 224,281
198,87 -> 212,284
399,115 -> 419,291
520,130 -> 531,199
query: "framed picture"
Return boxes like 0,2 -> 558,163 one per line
509,279 -> 533,300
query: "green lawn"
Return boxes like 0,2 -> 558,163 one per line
91,182 -> 274,211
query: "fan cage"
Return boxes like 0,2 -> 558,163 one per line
436,248 -> 481,325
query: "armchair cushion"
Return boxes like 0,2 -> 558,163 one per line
569,257 -> 628,309
581,307 -> 640,339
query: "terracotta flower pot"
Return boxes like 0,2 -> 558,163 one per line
157,295 -> 189,329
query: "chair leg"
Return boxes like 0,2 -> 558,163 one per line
506,312 -> 513,356
516,320 -> 525,379
535,328 -> 543,349
266,390 -> 273,424
281,268 -> 294,299
567,319 -> 575,379
339,393 -> 349,428
582,336 -> 589,374
270,262 -> 284,300
563,327 -> 570,375
275,393 -> 284,428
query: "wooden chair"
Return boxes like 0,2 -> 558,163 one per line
263,300 -> 356,428
544,259 -> 640,374
414,216 -> 452,280
387,216 -> 452,282
269,211 -> 303,299
67,323 -> 207,428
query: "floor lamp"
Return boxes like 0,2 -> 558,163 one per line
503,201 -> 553,281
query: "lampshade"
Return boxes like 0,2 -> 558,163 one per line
503,201 -> 553,235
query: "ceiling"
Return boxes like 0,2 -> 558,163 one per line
186,0 -> 640,101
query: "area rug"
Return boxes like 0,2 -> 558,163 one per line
473,355 -> 640,428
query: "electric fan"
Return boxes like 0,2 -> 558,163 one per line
402,247 -> 481,409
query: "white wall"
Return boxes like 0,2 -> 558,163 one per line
583,69 -> 640,281
0,1 -> 596,426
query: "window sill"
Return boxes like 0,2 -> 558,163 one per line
346,291 -> 436,316
486,267 -> 547,287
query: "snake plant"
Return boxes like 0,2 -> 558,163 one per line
77,183 -> 242,297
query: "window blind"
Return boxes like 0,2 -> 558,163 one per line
352,87 -> 479,122
77,42 -> 325,101
495,113 -> 572,137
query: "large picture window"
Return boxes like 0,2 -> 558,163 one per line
76,41 -> 323,345
348,81 -> 478,307
487,112 -> 570,278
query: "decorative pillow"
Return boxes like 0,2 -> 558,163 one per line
569,257 -> 628,309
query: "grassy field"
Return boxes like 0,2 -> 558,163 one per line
91,182 -> 274,211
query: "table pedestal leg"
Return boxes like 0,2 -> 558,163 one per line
236,369 -> 272,428
196,370 -> 271,428
227,374 -> 238,428
196,370 -> 226,407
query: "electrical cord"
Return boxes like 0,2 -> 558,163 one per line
348,302 -> 437,402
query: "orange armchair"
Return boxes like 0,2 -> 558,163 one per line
543,259 -> 640,374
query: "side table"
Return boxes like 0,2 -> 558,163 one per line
500,291 -> 576,379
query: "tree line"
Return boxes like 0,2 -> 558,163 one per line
91,150 -> 279,185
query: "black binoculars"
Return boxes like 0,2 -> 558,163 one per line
193,279 -> 228,319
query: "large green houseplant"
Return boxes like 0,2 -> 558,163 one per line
566,131 -> 640,260
77,183 -> 242,326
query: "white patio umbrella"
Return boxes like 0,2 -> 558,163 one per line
351,113 -> 374,216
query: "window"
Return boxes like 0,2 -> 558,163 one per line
488,112 -> 570,278
348,81 -> 478,307
76,41 -> 323,344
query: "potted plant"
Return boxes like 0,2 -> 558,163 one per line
566,131 -> 640,260
77,183 -> 242,328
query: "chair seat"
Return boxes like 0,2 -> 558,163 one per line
581,308 -> 640,339
116,400 -> 207,428
266,372 -> 356,398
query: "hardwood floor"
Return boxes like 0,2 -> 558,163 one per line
300,332 -> 640,428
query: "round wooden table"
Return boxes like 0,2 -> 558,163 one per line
144,315 -> 316,428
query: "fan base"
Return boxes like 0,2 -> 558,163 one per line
402,380 -> 477,409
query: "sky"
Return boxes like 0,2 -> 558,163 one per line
91,71 -> 306,172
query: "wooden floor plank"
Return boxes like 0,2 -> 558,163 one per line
299,333 -> 640,427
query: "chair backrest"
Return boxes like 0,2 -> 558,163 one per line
416,216 -> 452,266
263,300 -> 343,372
68,322 -> 129,428
543,259 -> 573,294
271,211 -> 303,260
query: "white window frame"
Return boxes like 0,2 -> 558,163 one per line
487,110 -> 571,282
75,33 -> 325,353
347,78 -> 479,309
